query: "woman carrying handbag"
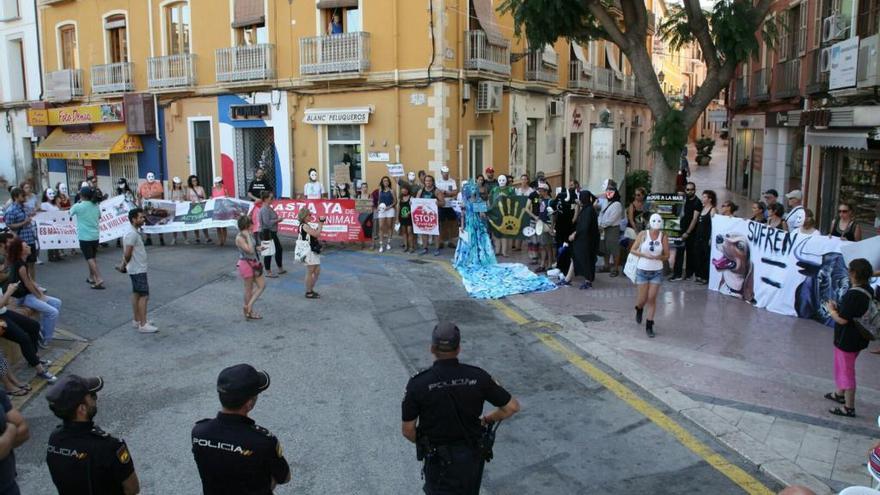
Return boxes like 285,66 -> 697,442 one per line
235,215 -> 265,320
296,208 -> 326,299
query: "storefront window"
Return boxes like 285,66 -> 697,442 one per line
840,150 -> 880,237
327,124 -> 361,193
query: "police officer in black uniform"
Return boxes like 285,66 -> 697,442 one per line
191,364 -> 290,495
402,322 -> 521,495
45,375 -> 140,495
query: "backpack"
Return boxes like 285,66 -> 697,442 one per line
852,287 -> 880,339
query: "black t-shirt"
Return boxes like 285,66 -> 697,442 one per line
47,421 -> 135,495
528,191 -> 541,217
682,195 -> 702,233
8,261 -> 29,298
192,413 -> 290,495
402,358 -> 512,446
0,390 -> 15,493
834,286 -> 873,352
248,179 -> 270,198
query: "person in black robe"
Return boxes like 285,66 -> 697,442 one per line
552,189 -> 577,248
558,190 -> 600,289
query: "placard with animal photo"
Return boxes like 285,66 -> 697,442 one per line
644,193 -> 685,242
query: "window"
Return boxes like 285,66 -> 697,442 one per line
858,0 -> 880,38
233,0 -> 267,45
0,0 -> 19,21
109,153 -> 138,186
5,38 -> 26,101
165,2 -> 190,55
105,14 -> 127,63
322,6 -> 361,35
58,24 -> 77,69
236,24 -> 267,46
65,160 -> 85,192
469,135 -> 490,178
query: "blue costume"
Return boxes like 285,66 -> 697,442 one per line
454,180 -> 556,299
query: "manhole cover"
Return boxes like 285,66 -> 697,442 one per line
574,314 -> 604,323
407,259 -> 430,265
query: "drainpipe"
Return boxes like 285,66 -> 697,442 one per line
457,0 -> 464,181
34,0 -> 45,188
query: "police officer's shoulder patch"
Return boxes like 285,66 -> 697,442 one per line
116,443 -> 131,464
89,426 -> 110,438
251,424 -> 274,438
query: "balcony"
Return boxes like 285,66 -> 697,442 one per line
215,44 -> 276,84
525,51 -> 558,85
91,62 -> 134,94
735,76 -> 749,106
805,49 -> 829,94
148,54 -> 197,90
464,30 -> 510,76
45,69 -> 83,102
775,58 -> 801,99
569,62 -> 637,98
299,32 -> 370,77
752,68 -> 770,101
569,60 -> 593,90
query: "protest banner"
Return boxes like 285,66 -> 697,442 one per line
709,216 -> 879,327
252,199 -> 365,242
386,163 -> 404,177
35,194 -> 132,248
411,198 -> 439,235
141,198 -> 252,234
333,164 -> 351,185
644,193 -> 685,242
486,196 -> 530,239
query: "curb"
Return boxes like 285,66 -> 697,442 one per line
10,328 -> 90,411
506,294 -> 834,495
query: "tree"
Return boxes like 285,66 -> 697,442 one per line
501,0 -> 778,191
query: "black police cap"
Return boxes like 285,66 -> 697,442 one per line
45,375 -> 103,414
217,364 -> 270,398
432,322 -> 460,352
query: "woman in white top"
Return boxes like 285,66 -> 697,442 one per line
186,175 -> 213,244
598,186 -> 625,277
629,214 -> 669,338
304,168 -> 325,199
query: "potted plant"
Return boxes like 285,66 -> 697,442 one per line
695,137 -> 715,166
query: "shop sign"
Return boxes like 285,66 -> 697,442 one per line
799,109 -> 831,127
27,103 -> 124,127
303,107 -> 371,125
570,106 -> 585,132
229,104 -> 270,120
766,111 -> 789,128
368,152 -> 390,162
829,37 -> 859,90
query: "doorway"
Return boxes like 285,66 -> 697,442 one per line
191,120 -> 214,191
235,127 -> 276,198
526,119 -> 538,179
568,133 -> 582,185
469,135 -> 489,179
326,124 -> 361,193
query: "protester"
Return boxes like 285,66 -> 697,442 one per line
41,188 -> 64,262
304,168 -> 324,199
20,180 -> 38,212
138,172 -> 166,246
530,183 -> 554,272
627,187 -> 649,234
169,176 -> 189,245
436,166 -> 458,249
4,188 -> 39,283
55,183 -> 71,210
829,202 -> 863,241
824,258 -> 875,418
259,191 -> 285,277
357,181 -> 370,200
115,178 -> 138,248
763,189 -> 779,215
598,185 -> 624,277
298,207 -> 326,299
186,175 -> 213,244
798,209 -> 818,236
767,203 -> 786,231
0,281 -> 57,382
211,177 -> 229,247
677,148 -> 690,192
69,187 -> 105,289
631,214 -> 669,338
87,175 -> 106,202
552,186 -> 576,255
416,175 -> 442,256
719,201 -> 738,217
118,208 -> 158,334
247,167 -> 271,201
693,190 -> 717,285
671,182 -> 701,281
513,174 -> 534,252
376,176 -> 397,253
559,190 -> 600,289
398,186 -> 415,253
491,175 -> 515,257
749,201 -> 767,224
235,216 -> 265,320
0,387 -> 29,494
335,182 -> 352,199
784,190 -> 805,231
7,238 -> 63,347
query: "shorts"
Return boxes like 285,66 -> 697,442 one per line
635,269 -> 663,285
237,259 -> 262,279
439,207 -> 457,222
399,218 -> 412,227
304,251 -> 321,266
601,227 -> 620,257
26,243 -> 38,263
79,240 -> 99,260
377,207 -> 396,219
129,272 -> 149,295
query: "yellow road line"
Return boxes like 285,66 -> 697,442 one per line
536,333 -> 773,495
12,339 -> 89,409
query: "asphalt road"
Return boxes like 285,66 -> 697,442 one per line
12,241 -> 781,494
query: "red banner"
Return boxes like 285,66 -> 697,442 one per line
252,199 -> 366,242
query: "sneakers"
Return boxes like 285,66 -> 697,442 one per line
138,323 -> 159,333
386,243 -> 392,251
433,249 -> 441,256
419,248 -> 429,256
668,276 -> 682,282
37,370 -> 58,382
379,246 -> 385,253
39,359 -> 52,366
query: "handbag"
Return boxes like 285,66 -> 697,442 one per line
260,240 -> 275,258
623,253 -> 638,283
294,233 -> 312,262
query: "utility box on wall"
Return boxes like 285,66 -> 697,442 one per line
124,94 -> 156,135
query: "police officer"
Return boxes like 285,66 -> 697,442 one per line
192,364 -> 290,494
402,322 -> 521,494
45,375 -> 140,495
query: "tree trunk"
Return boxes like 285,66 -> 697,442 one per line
651,153 -> 677,193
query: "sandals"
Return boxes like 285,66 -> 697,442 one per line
90,282 -> 106,290
18,383 -> 31,392
5,388 -> 27,397
278,269 -> 288,275
829,406 -> 856,417
824,392 -> 845,404
246,311 -> 263,320
305,291 -> 321,299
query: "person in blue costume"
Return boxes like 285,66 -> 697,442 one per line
454,180 -> 556,299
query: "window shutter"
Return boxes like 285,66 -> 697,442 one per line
232,0 -> 265,28
315,0 -> 359,8
471,0 -> 507,46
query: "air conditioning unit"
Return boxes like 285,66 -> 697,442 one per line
548,100 -> 563,117
822,14 -> 848,43
476,81 -> 503,113
462,84 -> 471,101
857,34 -> 880,88
820,47 -> 832,73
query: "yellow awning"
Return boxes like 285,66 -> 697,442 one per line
34,124 -> 143,160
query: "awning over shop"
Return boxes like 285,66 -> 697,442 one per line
34,124 -> 143,160
804,128 -> 870,150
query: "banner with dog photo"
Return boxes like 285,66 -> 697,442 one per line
709,216 -> 878,327
140,198 -> 253,234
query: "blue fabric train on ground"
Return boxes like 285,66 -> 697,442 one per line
454,180 -> 556,299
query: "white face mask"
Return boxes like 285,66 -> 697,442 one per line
309,171 -> 318,181
46,190 -> 56,200
498,175 -> 508,187
407,172 -> 416,181
59,184 -> 68,195
649,213 -> 664,231
146,173 -> 155,183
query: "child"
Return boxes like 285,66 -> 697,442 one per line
398,187 -> 415,253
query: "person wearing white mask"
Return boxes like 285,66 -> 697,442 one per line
41,189 -> 62,261
304,168 -> 324,199
54,183 -> 71,210
629,213 -> 669,338
138,172 -> 166,246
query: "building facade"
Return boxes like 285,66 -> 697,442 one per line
0,0 -> 42,189
34,0 -> 655,199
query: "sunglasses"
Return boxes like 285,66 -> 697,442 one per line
649,240 -> 658,252
839,209 -> 850,213
685,188 -> 695,192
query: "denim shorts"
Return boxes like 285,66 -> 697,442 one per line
635,269 -> 663,285
130,273 -> 149,295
